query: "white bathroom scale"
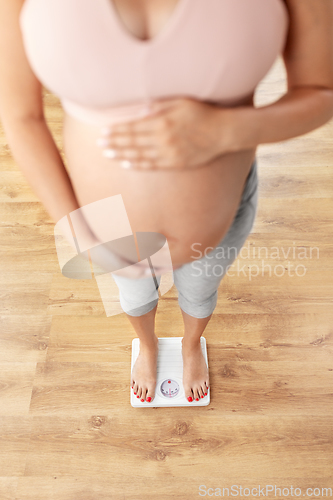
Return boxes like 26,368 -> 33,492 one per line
130,336 -> 210,407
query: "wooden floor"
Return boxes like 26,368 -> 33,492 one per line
1,57 -> 332,499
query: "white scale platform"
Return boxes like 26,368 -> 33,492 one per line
130,336 -> 210,407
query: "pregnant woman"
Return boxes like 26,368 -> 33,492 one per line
0,0 -> 332,404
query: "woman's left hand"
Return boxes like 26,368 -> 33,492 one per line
96,97 -> 234,170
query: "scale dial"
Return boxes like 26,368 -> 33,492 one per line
160,379 -> 180,398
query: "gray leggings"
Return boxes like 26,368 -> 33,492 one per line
112,157 -> 259,318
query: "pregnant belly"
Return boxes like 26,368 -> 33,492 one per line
62,104 -> 256,267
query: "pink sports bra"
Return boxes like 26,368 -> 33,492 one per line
19,0 -> 289,127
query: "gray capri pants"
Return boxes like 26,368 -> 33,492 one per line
112,157 -> 259,318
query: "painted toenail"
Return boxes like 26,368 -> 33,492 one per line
196,398 -> 199,401
187,397 -> 193,402
205,392 -> 207,395
147,397 -> 151,402
134,392 -> 136,395
137,395 -> 139,398
141,399 -> 144,402
201,395 -> 204,398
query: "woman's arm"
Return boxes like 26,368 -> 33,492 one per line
222,0 -> 333,151
0,0 -> 125,269
0,0 -> 89,228
0,0 -> 124,260
0,0 -> 171,277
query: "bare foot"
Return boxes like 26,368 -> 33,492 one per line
181,337 -> 209,402
131,336 -> 158,403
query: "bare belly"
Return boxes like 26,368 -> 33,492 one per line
62,97 -> 257,267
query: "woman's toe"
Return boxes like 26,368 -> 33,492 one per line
133,382 -> 138,395
145,389 -> 154,402
199,386 -> 205,398
184,386 -> 194,402
148,381 -> 157,401
140,388 -> 147,402
193,387 -> 200,401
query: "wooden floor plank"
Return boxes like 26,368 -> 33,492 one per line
0,364 -> 37,416
0,477 -> 19,500
27,355 -> 332,416
13,476 -> 333,500
0,417 -> 32,475
45,313 -> 333,362
22,414 -> 333,477
0,315 -> 51,362
0,273 -> 53,315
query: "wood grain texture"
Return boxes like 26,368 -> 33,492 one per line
0,56 -> 333,499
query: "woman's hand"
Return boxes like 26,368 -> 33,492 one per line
96,97 -> 234,170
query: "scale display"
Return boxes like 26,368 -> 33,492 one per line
130,337 -> 210,408
160,379 -> 180,398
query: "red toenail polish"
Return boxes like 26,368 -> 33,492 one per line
196,398 -> 199,401
147,397 -> 151,402
134,392 -> 136,395
201,395 -> 204,398
205,392 -> 207,395
188,397 -> 193,402
141,399 -> 144,402
137,395 -> 139,398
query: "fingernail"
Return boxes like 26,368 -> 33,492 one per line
121,160 -> 132,169
102,149 -> 117,159
187,397 -> 193,402
147,397 -> 151,402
